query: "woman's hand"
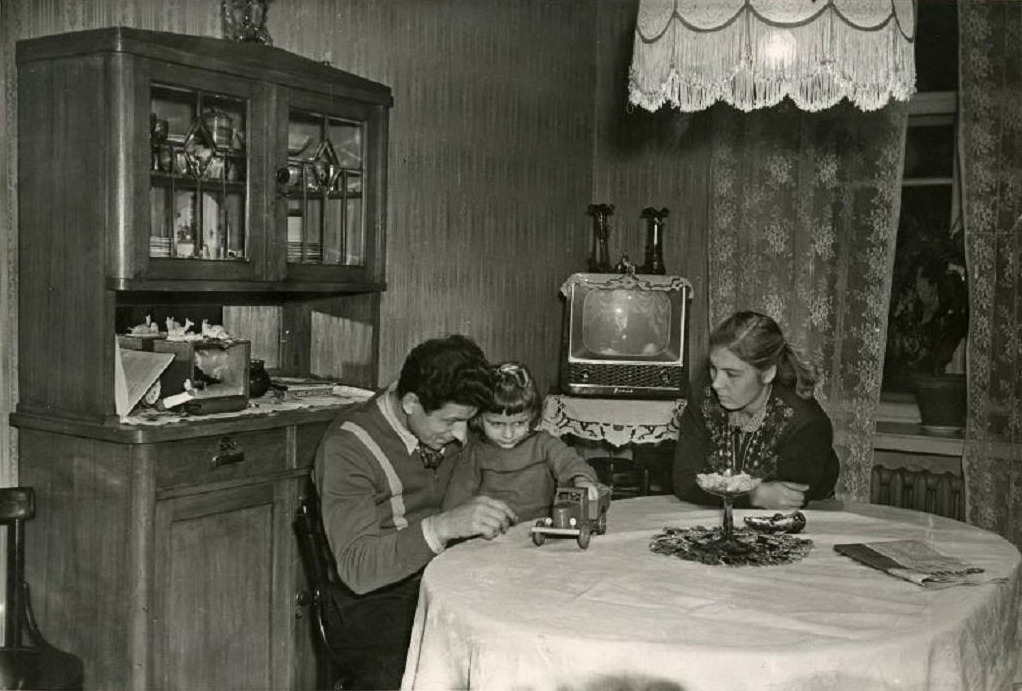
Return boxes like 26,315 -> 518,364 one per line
750,481 -> 809,510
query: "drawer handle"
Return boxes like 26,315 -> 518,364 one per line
211,436 -> 245,469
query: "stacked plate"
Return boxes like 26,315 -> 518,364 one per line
150,236 -> 172,257
287,241 -> 322,262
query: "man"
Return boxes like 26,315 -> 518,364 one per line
313,334 -> 517,689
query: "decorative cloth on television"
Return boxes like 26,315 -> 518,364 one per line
540,394 -> 686,448
559,272 -> 694,298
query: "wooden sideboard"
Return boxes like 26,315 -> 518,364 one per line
13,407 -> 339,689
13,27 -> 392,689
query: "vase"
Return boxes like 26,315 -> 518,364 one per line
249,358 -> 272,398
641,207 -> 669,275
586,204 -> 614,272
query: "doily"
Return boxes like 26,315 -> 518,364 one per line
649,525 -> 813,567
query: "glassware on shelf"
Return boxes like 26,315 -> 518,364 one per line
150,115 -> 169,172
204,108 -> 235,149
150,86 -> 249,262
282,111 -> 367,268
287,134 -> 314,158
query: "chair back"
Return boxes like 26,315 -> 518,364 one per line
293,491 -> 348,676
0,486 -> 84,690
0,487 -> 34,648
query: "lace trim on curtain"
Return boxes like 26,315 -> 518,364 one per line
629,0 -> 916,113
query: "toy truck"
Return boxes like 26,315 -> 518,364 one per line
531,485 -> 612,550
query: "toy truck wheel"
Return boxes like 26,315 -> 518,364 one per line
532,520 -> 546,546
577,524 -> 592,550
597,511 -> 607,535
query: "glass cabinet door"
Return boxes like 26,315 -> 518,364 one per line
280,108 -> 366,269
149,84 -> 249,263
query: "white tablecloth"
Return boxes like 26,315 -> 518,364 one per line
539,394 -> 686,447
403,496 -> 1021,691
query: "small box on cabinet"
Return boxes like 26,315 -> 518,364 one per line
118,336 -> 251,400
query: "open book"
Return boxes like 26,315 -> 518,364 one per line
834,540 -> 1005,588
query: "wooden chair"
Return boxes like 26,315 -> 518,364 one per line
0,487 -> 83,690
587,457 -> 650,499
293,491 -> 349,690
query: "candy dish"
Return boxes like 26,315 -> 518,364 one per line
696,472 -> 763,545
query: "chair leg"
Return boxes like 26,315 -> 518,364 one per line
19,582 -> 51,648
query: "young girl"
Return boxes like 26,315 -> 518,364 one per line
443,361 -> 599,521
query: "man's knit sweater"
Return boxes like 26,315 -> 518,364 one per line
313,390 -> 457,594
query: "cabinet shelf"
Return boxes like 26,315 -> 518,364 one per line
280,191 -> 364,200
150,174 -> 247,193
109,278 -> 386,296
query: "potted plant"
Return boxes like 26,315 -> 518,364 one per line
883,216 -> 968,431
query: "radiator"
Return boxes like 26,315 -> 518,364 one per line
870,466 -> 965,521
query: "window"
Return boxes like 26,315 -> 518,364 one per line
881,2 -> 964,404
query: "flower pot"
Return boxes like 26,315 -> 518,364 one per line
911,372 -> 966,434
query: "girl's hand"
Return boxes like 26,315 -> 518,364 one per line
574,477 -> 600,500
750,481 -> 809,510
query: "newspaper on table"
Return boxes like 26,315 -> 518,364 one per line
834,539 -> 1006,588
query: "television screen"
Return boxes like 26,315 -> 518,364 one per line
581,289 -> 671,357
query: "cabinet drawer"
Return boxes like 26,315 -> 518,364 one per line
154,429 -> 287,490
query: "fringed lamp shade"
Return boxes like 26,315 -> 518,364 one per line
629,0 -> 916,113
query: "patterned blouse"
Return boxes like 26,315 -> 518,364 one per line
673,384 -> 840,507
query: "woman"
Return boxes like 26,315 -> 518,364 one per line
674,311 -> 840,509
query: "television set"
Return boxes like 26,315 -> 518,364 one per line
559,273 -> 692,399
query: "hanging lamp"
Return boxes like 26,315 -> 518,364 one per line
629,0 -> 916,113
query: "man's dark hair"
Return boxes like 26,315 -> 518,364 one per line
396,335 -> 492,413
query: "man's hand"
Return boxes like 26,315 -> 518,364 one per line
433,495 -> 518,542
750,481 -> 809,510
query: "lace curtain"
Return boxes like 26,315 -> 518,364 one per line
959,2 -> 1022,547
708,101 -> 907,501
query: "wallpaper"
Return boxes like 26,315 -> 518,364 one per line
0,0 -> 614,478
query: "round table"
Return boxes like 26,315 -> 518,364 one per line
402,496 -> 1021,690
